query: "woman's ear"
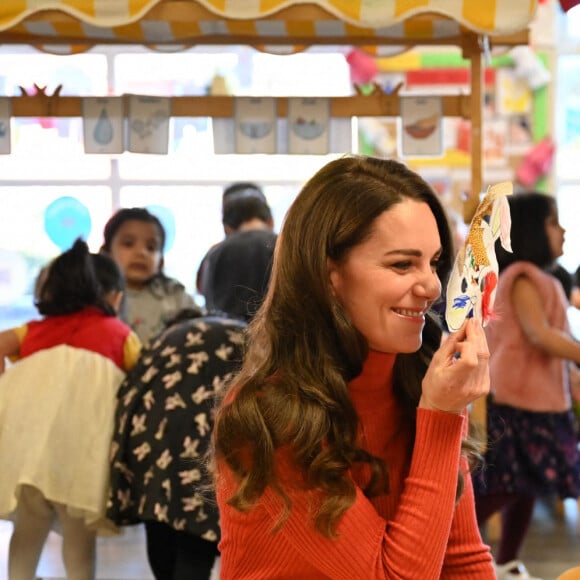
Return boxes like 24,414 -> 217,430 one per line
327,258 -> 340,297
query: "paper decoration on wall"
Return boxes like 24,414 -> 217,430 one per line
146,204 -> 176,252
445,182 -> 513,333
214,117 -> 350,154
288,97 -> 330,155
359,118 -> 398,158
83,97 -> 124,154
496,69 -> 532,115
235,97 -> 276,154
346,49 -> 379,84
44,196 -> 92,251
516,136 -> 555,187
483,119 -> 508,166
0,98 -> 11,154
399,96 -> 443,157
509,46 -> 551,91
128,95 -> 171,154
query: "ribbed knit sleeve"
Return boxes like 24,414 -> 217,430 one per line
217,409 -> 493,579
441,455 -> 495,577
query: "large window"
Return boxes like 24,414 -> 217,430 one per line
0,46 -> 351,329
555,8 -> 580,274
0,187 -> 113,328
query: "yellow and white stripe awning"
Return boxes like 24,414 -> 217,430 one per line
0,1 -> 538,52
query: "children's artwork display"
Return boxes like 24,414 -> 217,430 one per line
127,95 -> 171,155
399,95 -> 443,157
0,98 -> 11,154
355,48 -> 550,213
445,182 -> 513,333
83,97 -> 124,154
496,69 -> 533,116
235,97 -> 277,154
288,97 -> 330,154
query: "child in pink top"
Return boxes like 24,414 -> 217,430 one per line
473,192 -> 580,580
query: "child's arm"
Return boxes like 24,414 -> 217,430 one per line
512,276 -> 580,363
0,329 -> 21,375
570,364 -> 580,403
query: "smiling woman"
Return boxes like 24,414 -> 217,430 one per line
327,198 -> 442,354
212,154 -> 493,579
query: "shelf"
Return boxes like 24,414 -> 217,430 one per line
8,83 -> 472,119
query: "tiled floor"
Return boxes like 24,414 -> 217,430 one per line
0,523 -> 154,580
0,499 -> 578,580
483,497 -> 580,580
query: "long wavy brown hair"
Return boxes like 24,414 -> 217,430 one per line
212,155 -> 480,537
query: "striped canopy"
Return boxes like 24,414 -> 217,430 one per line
0,1 -> 538,53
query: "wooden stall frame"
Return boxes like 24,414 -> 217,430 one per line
6,27 -> 522,226
10,82 -> 472,119
0,2 -> 531,223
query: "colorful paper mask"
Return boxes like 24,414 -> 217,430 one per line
445,182 -> 513,332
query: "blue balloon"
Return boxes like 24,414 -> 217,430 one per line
146,205 -> 176,252
44,197 -> 92,251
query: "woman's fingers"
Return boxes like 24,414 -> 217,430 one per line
448,318 -> 490,364
434,323 -> 467,363
421,318 -> 490,414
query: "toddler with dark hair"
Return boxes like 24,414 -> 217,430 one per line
101,207 -> 200,345
0,239 -> 140,580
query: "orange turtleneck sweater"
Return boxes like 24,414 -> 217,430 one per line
216,351 -> 494,579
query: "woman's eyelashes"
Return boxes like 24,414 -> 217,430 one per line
387,257 -> 441,272
390,260 -> 412,271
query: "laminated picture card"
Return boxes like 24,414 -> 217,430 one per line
235,97 -> 277,154
399,95 -> 443,158
0,98 -> 11,155
83,97 -> 124,154
288,97 -> 330,155
127,95 -> 171,155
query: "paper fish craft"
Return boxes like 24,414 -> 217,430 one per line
445,182 -> 513,332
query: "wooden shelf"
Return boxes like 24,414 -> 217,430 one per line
9,84 -> 472,119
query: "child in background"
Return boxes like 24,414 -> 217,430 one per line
549,264 -> 580,439
0,239 -> 140,580
108,311 -> 246,580
101,207 -> 200,346
473,192 -> 580,579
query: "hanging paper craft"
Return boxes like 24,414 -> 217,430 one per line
0,98 -> 11,154
288,97 -> 330,154
235,97 -> 276,154
83,97 -> 124,154
399,96 -> 443,157
127,95 -> 171,154
496,69 -> 532,115
445,182 -> 513,333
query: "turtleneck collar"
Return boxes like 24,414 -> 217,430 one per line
349,350 -> 396,393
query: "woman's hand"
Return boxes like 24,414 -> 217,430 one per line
419,318 -> 490,414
